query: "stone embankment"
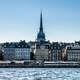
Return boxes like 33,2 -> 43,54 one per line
0,61 -> 80,68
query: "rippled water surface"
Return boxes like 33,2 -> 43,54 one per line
0,68 -> 80,80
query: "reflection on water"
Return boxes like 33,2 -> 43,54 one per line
0,68 -> 80,80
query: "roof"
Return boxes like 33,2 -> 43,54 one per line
3,40 -> 30,48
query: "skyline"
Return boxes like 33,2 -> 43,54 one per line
0,0 -> 80,43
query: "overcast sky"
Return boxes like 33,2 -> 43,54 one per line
0,0 -> 80,43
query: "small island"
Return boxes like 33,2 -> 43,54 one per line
0,12 -> 80,68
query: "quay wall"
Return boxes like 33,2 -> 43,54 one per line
0,63 -> 80,68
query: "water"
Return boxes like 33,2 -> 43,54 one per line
0,68 -> 80,80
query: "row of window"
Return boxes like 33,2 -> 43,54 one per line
4,49 -> 30,51
15,55 -> 30,58
15,53 -> 30,55
68,56 -> 80,59
15,51 -> 30,53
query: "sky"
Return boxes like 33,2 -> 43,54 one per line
0,0 -> 80,43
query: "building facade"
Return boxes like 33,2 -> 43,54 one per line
3,47 -> 15,60
15,47 -> 30,60
50,42 -> 63,61
66,45 -> 80,61
34,42 -> 50,61
3,41 -> 31,60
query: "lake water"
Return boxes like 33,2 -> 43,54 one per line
0,68 -> 80,80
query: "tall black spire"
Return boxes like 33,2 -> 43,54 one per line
40,11 -> 43,32
37,12 -> 46,42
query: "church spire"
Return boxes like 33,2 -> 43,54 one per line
37,11 -> 46,42
40,11 -> 43,32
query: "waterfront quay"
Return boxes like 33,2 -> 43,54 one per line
0,60 -> 80,68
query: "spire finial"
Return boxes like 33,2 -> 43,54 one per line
40,11 -> 43,31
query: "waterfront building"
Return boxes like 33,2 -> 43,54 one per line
15,41 -> 30,60
34,42 -> 50,61
75,41 -> 80,45
3,41 -> 31,60
60,43 -> 71,61
66,44 -> 80,61
50,42 -> 62,61
3,43 -> 15,60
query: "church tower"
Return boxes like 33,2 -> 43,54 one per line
37,12 -> 46,42
34,12 -> 50,61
